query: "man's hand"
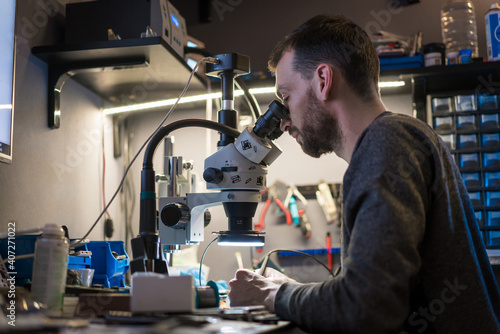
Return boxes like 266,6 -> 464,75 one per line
228,268 -> 297,312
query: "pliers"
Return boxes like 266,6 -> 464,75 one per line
255,187 -> 292,232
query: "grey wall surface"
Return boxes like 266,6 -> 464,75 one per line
187,0 -> 493,73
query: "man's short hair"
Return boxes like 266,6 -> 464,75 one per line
268,14 -> 380,101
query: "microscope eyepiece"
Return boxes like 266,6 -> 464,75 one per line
253,100 -> 289,140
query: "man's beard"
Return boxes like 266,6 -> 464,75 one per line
297,87 -> 344,158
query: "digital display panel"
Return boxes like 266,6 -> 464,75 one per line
0,0 -> 16,164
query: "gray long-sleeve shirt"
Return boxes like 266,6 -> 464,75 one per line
274,112 -> 500,333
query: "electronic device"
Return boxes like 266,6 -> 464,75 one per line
0,0 -> 16,164
65,0 -> 187,57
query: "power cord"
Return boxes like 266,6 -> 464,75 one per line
199,236 -> 218,286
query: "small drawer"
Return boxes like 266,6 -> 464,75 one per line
486,211 -> 500,227
469,191 -> 482,207
457,115 -> 477,130
458,134 -> 479,149
459,153 -> 480,169
484,171 -> 500,187
455,94 -> 477,111
483,152 -> 500,168
462,172 -> 481,188
486,191 -> 500,207
485,230 -> 500,247
439,134 -> 456,150
481,133 -> 500,148
478,94 -> 498,110
434,116 -> 454,132
432,97 -> 453,113
480,113 -> 500,129
475,210 -> 483,226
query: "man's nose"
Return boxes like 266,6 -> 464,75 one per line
280,117 -> 291,132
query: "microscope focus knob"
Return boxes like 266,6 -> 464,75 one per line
203,168 -> 224,184
160,203 -> 191,229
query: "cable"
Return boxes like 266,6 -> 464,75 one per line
199,236 -> 218,287
1,254 -> 34,265
258,249 -> 336,278
71,58 -> 211,247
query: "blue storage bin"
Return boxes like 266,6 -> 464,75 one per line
486,191 -> 500,207
483,152 -> 500,168
457,115 -> 477,130
475,211 -> 483,226
459,153 -> 479,169
469,191 -> 482,207
480,113 -> 500,129
455,94 -> 477,111
432,97 -> 453,113
462,172 -> 481,188
481,133 -> 500,148
439,134 -> 456,150
478,94 -> 499,110
485,230 -> 500,247
434,116 -> 454,132
76,241 -> 129,288
484,171 -> 500,187
0,235 -> 39,285
458,134 -> 479,149
487,211 -> 500,227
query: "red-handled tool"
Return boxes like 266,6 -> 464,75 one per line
326,232 -> 333,271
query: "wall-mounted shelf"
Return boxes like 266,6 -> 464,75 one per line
32,37 -> 206,128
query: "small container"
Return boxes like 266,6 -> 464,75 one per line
478,94 -> 498,110
486,191 -> 500,207
434,116 -> 454,132
485,3 -> 500,61
458,48 -> 472,63
483,152 -> 500,167
462,172 -> 481,187
458,133 -> 479,148
480,113 -> 500,128
459,153 -> 480,168
457,115 -> 476,130
423,43 -> 446,67
481,133 -> 500,147
446,51 -> 459,65
485,171 -> 500,187
475,210 -> 483,226
469,191 -> 482,207
487,210 -> 500,226
485,230 -> 500,246
432,97 -> 454,113
439,134 -> 456,150
31,224 -> 69,314
455,94 -> 477,111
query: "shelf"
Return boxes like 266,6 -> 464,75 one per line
32,37 -> 206,128
382,61 -> 500,93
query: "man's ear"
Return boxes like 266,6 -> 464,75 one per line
315,64 -> 333,101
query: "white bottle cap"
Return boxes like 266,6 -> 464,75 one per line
491,3 -> 500,10
42,224 -> 65,237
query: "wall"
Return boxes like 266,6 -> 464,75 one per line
186,0 -> 493,74
0,0 -> 126,242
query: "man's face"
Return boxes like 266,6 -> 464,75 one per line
276,51 -> 344,158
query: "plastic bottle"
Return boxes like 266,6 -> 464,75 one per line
441,0 -> 479,58
31,224 -> 69,313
